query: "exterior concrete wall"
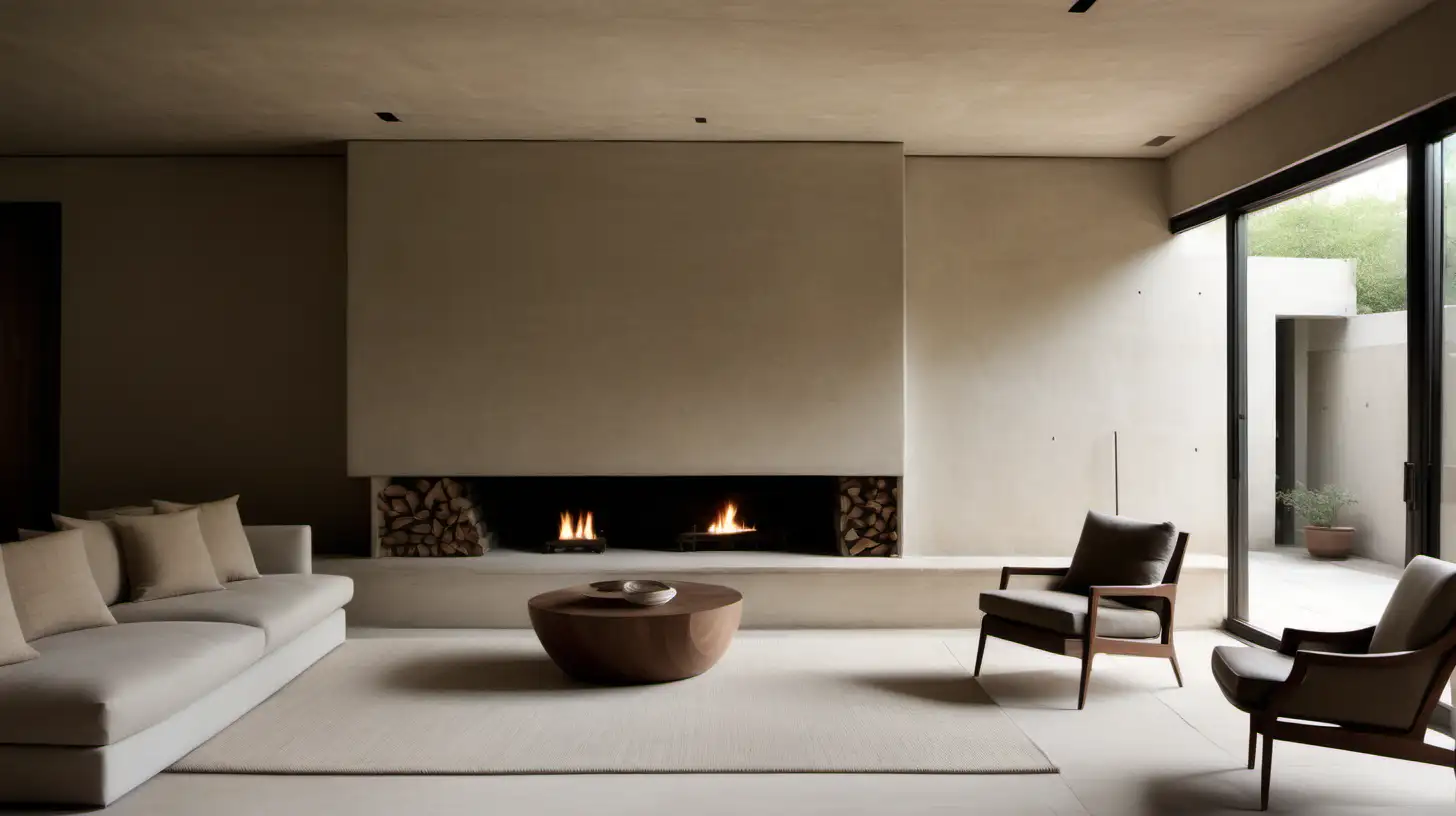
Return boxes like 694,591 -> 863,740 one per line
1305,312 -> 1408,565
1245,258 -> 1357,551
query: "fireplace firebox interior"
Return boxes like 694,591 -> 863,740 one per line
468,476 -> 841,555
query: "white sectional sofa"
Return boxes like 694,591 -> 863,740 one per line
0,525 -> 351,807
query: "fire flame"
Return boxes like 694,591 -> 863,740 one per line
558,511 -> 596,540
707,503 -> 755,535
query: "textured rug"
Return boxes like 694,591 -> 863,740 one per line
173,633 -> 1055,775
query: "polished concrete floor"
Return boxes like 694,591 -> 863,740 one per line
1247,547 -> 1404,635
36,627 -> 1453,816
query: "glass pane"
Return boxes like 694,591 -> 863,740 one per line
1244,151 -> 1407,635
1443,134 -> 1456,563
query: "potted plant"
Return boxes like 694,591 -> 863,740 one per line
1275,484 -> 1356,559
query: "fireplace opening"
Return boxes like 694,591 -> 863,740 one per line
468,476 -> 840,555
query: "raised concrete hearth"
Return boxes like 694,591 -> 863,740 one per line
316,550 -> 1227,629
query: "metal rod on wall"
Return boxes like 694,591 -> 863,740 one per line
1114,431 -> 1120,516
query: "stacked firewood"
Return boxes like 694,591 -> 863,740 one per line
377,478 -> 490,556
838,477 -> 899,556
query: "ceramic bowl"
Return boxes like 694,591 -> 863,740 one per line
620,579 -> 677,606
584,579 -> 677,606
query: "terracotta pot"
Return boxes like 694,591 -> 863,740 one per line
1304,525 -> 1354,559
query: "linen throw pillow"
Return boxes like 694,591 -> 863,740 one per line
111,509 -> 224,602
153,495 -> 259,583
1058,511 -> 1178,609
0,550 -> 39,667
0,529 -> 118,640
52,514 -> 128,605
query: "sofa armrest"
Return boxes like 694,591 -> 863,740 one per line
243,525 -> 312,575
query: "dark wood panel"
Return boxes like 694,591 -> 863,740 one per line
0,203 -> 62,540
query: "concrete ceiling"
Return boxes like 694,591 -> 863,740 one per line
0,0 -> 1434,158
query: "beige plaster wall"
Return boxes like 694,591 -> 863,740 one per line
904,157 -> 1228,556
346,141 -> 906,477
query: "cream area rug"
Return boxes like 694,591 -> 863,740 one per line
173,632 -> 1055,775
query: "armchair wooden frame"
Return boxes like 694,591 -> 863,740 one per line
1244,623 -> 1456,810
974,532 -> 1189,709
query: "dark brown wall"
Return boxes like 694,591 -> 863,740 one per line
0,158 -> 366,554
0,203 -> 61,539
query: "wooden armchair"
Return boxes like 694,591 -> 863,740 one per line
1212,555 -> 1456,810
974,511 -> 1189,709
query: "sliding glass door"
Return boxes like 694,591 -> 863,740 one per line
1242,153 -> 1409,635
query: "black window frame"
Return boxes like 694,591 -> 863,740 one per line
1171,97 -> 1456,673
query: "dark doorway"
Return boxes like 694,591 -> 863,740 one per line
0,203 -> 62,540
1273,318 -> 1295,546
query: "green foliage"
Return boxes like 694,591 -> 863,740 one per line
1276,483 -> 1355,528
1248,146 -> 1456,315
1248,193 -> 1406,314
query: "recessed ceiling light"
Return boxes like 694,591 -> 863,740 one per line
1144,135 -> 1176,147
375,111 -> 401,123
694,117 -> 707,124
1068,0 -> 1098,11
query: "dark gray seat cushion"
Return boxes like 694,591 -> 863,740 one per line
1211,645 -> 1293,712
1059,512 -> 1178,609
979,589 -> 1163,638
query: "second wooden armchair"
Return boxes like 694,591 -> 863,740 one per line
974,511 -> 1189,709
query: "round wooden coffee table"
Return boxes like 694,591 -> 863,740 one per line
528,580 -> 743,684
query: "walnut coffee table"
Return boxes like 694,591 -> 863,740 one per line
528,580 -> 743,684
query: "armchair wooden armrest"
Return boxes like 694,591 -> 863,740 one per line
1266,625 -> 1456,730
1087,584 -> 1179,644
1277,625 -> 1375,656
998,566 -> 1070,590
1089,583 -> 1177,602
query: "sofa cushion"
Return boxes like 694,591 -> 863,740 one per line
0,552 -> 38,668
979,589 -> 1163,638
1,530 -> 117,641
0,621 -> 264,746
155,496 -> 261,584
1211,645 -> 1293,712
111,509 -> 224,602
110,574 -> 353,653
52,515 -> 127,605
1060,512 -> 1179,610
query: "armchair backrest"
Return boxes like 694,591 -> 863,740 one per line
1162,532 -> 1190,585
1369,556 -> 1456,653
1059,512 -> 1180,611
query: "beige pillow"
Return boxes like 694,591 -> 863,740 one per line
0,551 -> 39,667
84,505 -> 155,521
154,496 -> 259,583
111,509 -> 224,602
52,515 -> 128,605
1,530 -> 118,641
